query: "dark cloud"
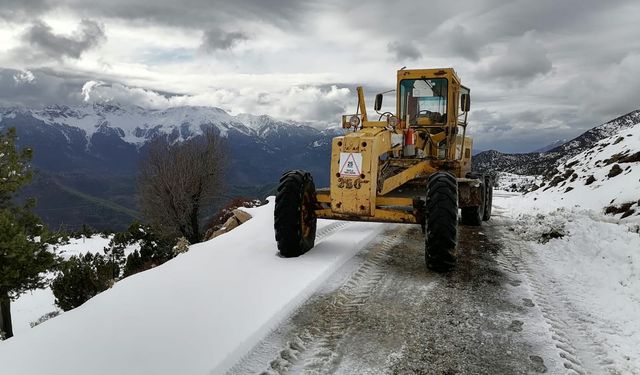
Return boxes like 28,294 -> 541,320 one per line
0,68 -> 86,107
201,28 -> 248,52
0,0 -> 314,30
387,41 -> 421,61
442,25 -> 483,62
483,31 -> 552,83
0,0 -> 49,21
468,108 -> 583,153
18,19 -> 105,60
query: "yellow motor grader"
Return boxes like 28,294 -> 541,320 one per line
274,68 -> 492,271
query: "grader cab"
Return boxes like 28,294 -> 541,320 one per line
274,68 -> 493,271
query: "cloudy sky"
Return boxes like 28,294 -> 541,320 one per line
1,0 -> 639,152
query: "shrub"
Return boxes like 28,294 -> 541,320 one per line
51,253 -> 116,311
121,222 -> 175,278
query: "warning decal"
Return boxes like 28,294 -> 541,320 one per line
339,152 -> 363,177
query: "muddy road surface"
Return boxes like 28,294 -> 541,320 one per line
228,207 -> 575,374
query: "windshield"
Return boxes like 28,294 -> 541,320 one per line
399,78 -> 448,125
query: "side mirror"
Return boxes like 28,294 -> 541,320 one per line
374,93 -> 383,111
461,93 -> 471,112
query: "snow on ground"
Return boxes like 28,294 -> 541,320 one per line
55,234 -> 113,259
519,123 -> 640,221
10,235 -> 140,336
0,199 -> 387,375
496,172 -> 542,192
494,191 -> 640,373
488,123 -> 640,373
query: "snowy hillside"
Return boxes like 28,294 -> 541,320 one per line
473,108 -> 640,175
10,235 -> 140,336
515,123 -> 640,220
496,172 -> 542,192
0,200 -> 387,375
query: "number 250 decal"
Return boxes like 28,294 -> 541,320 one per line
338,178 -> 362,189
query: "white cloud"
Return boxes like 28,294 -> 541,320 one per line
80,80 -> 352,125
1,1 -> 640,150
13,69 -> 35,84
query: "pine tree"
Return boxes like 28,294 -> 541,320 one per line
0,127 -> 56,339
51,253 -> 114,311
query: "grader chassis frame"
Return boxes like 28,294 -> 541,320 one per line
274,68 -> 493,271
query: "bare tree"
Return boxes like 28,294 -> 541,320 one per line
137,130 -> 228,243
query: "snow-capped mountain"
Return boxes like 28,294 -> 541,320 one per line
0,103 -> 337,146
0,104 -> 342,230
473,109 -> 640,175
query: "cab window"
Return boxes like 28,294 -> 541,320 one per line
399,78 -> 448,125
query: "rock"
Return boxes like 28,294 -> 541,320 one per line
585,175 -> 596,185
607,164 -> 622,178
208,209 -> 253,240
173,237 -> 190,254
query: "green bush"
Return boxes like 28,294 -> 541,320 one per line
51,253 -> 116,311
121,223 -> 174,277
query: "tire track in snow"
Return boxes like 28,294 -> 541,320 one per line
497,231 -> 619,375
260,230 -> 405,375
314,221 -> 349,241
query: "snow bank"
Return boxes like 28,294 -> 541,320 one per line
10,235 -> 140,336
494,193 -> 640,372
0,199 -> 386,375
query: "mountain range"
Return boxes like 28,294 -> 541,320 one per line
3,103 -> 638,231
473,109 -> 640,176
0,104 -> 340,230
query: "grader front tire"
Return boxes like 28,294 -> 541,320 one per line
425,172 -> 458,272
274,170 -> 318,257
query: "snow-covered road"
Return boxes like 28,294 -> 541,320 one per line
2,192 -> 638,375
230,191 -> 640,374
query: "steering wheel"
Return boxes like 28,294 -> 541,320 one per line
378,111 -> 394,121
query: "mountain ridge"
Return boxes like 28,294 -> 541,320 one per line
0,103 -> 341,230
473,109 -> 640,175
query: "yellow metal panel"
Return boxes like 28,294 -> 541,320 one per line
330,129 -> 391,217
376,196 -> 414,207
316,190 -> 331,203
378,161 -> 437,195
357,86 -> 368,122
362,121 -> 388,128
315,208 -> 418,224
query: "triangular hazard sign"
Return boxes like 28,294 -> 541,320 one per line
339,153 -> 361,176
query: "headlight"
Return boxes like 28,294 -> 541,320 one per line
349,115 -> 360,128
387,116 -> 398,127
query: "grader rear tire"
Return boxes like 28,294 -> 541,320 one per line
274,170 -> 317,257
425,172 -> 458,272
461,173 -> 485,226
483,175 -> 493,221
